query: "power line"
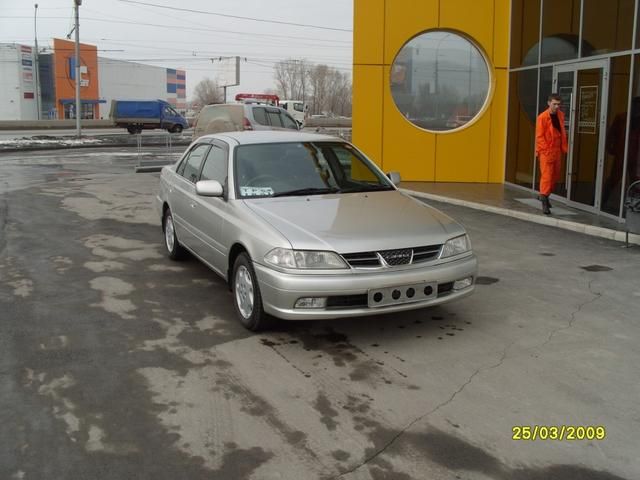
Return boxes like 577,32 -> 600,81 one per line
2,16 -> 353,45
115,0 -> 352,32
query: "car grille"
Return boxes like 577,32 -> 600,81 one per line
342,244 -> 442,268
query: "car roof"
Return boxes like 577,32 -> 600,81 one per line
201,103 -> 284,110
200,130 -> 346,145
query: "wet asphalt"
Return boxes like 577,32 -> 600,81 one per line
1,147 -> 639,480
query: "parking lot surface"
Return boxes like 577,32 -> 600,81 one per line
1,148 -> 639,480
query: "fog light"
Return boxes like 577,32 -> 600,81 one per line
453,277 -> 473,290
294,297 -> 327,309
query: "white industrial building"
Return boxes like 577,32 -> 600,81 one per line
97,57 -> 169,119
0,44 -> 39,121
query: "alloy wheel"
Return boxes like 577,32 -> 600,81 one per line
235,265 -> 254,319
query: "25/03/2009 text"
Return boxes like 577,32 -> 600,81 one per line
512,425 -> 606,441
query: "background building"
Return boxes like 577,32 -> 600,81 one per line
0,39 -> 186,121
0,44 -> 38,120
50,38 -> 101,120
353,0 -> 639,220
98,58 -> 186,119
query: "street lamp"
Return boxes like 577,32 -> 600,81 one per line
34,3 -> 40,120
74,0 -> 82,137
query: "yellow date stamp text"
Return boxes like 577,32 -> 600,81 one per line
512,425 -> 606,441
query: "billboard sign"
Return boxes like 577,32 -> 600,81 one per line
216,56 -> 240,87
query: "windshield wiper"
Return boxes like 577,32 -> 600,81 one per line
271,187 -> 341,197
340,184 -> 395,193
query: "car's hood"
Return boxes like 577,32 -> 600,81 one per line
243,191 -> 465,253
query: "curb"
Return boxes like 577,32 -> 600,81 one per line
402,188 -> 640,247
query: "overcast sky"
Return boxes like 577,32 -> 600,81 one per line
0,0 -> 353,100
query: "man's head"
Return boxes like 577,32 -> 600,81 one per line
547,93 -> 562,114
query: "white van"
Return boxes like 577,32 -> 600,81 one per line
279,100 -> 308,127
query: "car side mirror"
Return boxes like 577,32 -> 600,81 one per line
387,171 -> 401,186
196,180 -> 224,197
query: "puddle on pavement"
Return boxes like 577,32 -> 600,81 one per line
580,265 -> 613,272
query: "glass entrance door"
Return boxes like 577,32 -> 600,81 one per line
552,60 -> 609,210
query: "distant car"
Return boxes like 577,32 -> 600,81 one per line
279,99 -> 308,126
157,131 -> 477,331
192,103 -> 299,140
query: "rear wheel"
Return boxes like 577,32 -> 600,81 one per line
163,209 -> 186,260
232,253 -> 273,331
127,126 -> 136,134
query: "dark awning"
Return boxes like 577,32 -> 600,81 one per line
59,99 -> 106,104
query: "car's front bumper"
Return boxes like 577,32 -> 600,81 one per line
253,254 -> 478,320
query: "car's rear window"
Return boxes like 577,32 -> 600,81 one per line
198,105 -> 242,125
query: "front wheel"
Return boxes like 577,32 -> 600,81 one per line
170,124 -> 183,134
163,208 -> 187,260
232,253 -> 273,331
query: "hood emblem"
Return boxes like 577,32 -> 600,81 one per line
378,249 -> 413,267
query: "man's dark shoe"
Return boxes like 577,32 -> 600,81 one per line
541,195 -> 551,215
538,194 -> 553,208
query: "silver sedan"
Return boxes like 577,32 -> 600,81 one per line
156,131 -> 477,331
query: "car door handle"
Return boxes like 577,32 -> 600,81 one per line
190,203 -> 196,208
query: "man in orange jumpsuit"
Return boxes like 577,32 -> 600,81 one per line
536,93 -> 568,214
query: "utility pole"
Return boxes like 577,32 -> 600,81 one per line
74,0 -> 82,137
34,3 -> 40,120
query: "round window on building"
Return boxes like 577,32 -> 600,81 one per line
391,31 -> 491,132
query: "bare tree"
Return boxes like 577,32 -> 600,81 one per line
192,77 -> 223,109
272,60 -> 352,116
306,64 -> 352,116
327,69 -> 352,117
273,58 -> 311,100
308,64 -> 330,115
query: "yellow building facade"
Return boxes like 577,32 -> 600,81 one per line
353,0 -> 509,184
353,0 -> 640,220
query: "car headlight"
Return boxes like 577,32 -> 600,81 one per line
264,248 -> 348,269
440,234 -> 471,258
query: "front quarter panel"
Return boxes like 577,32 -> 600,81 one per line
219,200 -> 293,277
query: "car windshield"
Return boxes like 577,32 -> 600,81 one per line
234,142 -> 394,198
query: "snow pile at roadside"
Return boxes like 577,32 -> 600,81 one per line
0,137 -> 104,146
0,134 -> 191,151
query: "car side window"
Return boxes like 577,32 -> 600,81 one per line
200,144 -> 227,184
180,144 -> 210,183
281,112 -> 299,130
266,110 -> 284,127
252,107 -> 268,126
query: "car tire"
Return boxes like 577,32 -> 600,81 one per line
163,209 -> 187,260
127,126 -> 136,134
170,125 -> 183,134
232,253 -> 273,331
